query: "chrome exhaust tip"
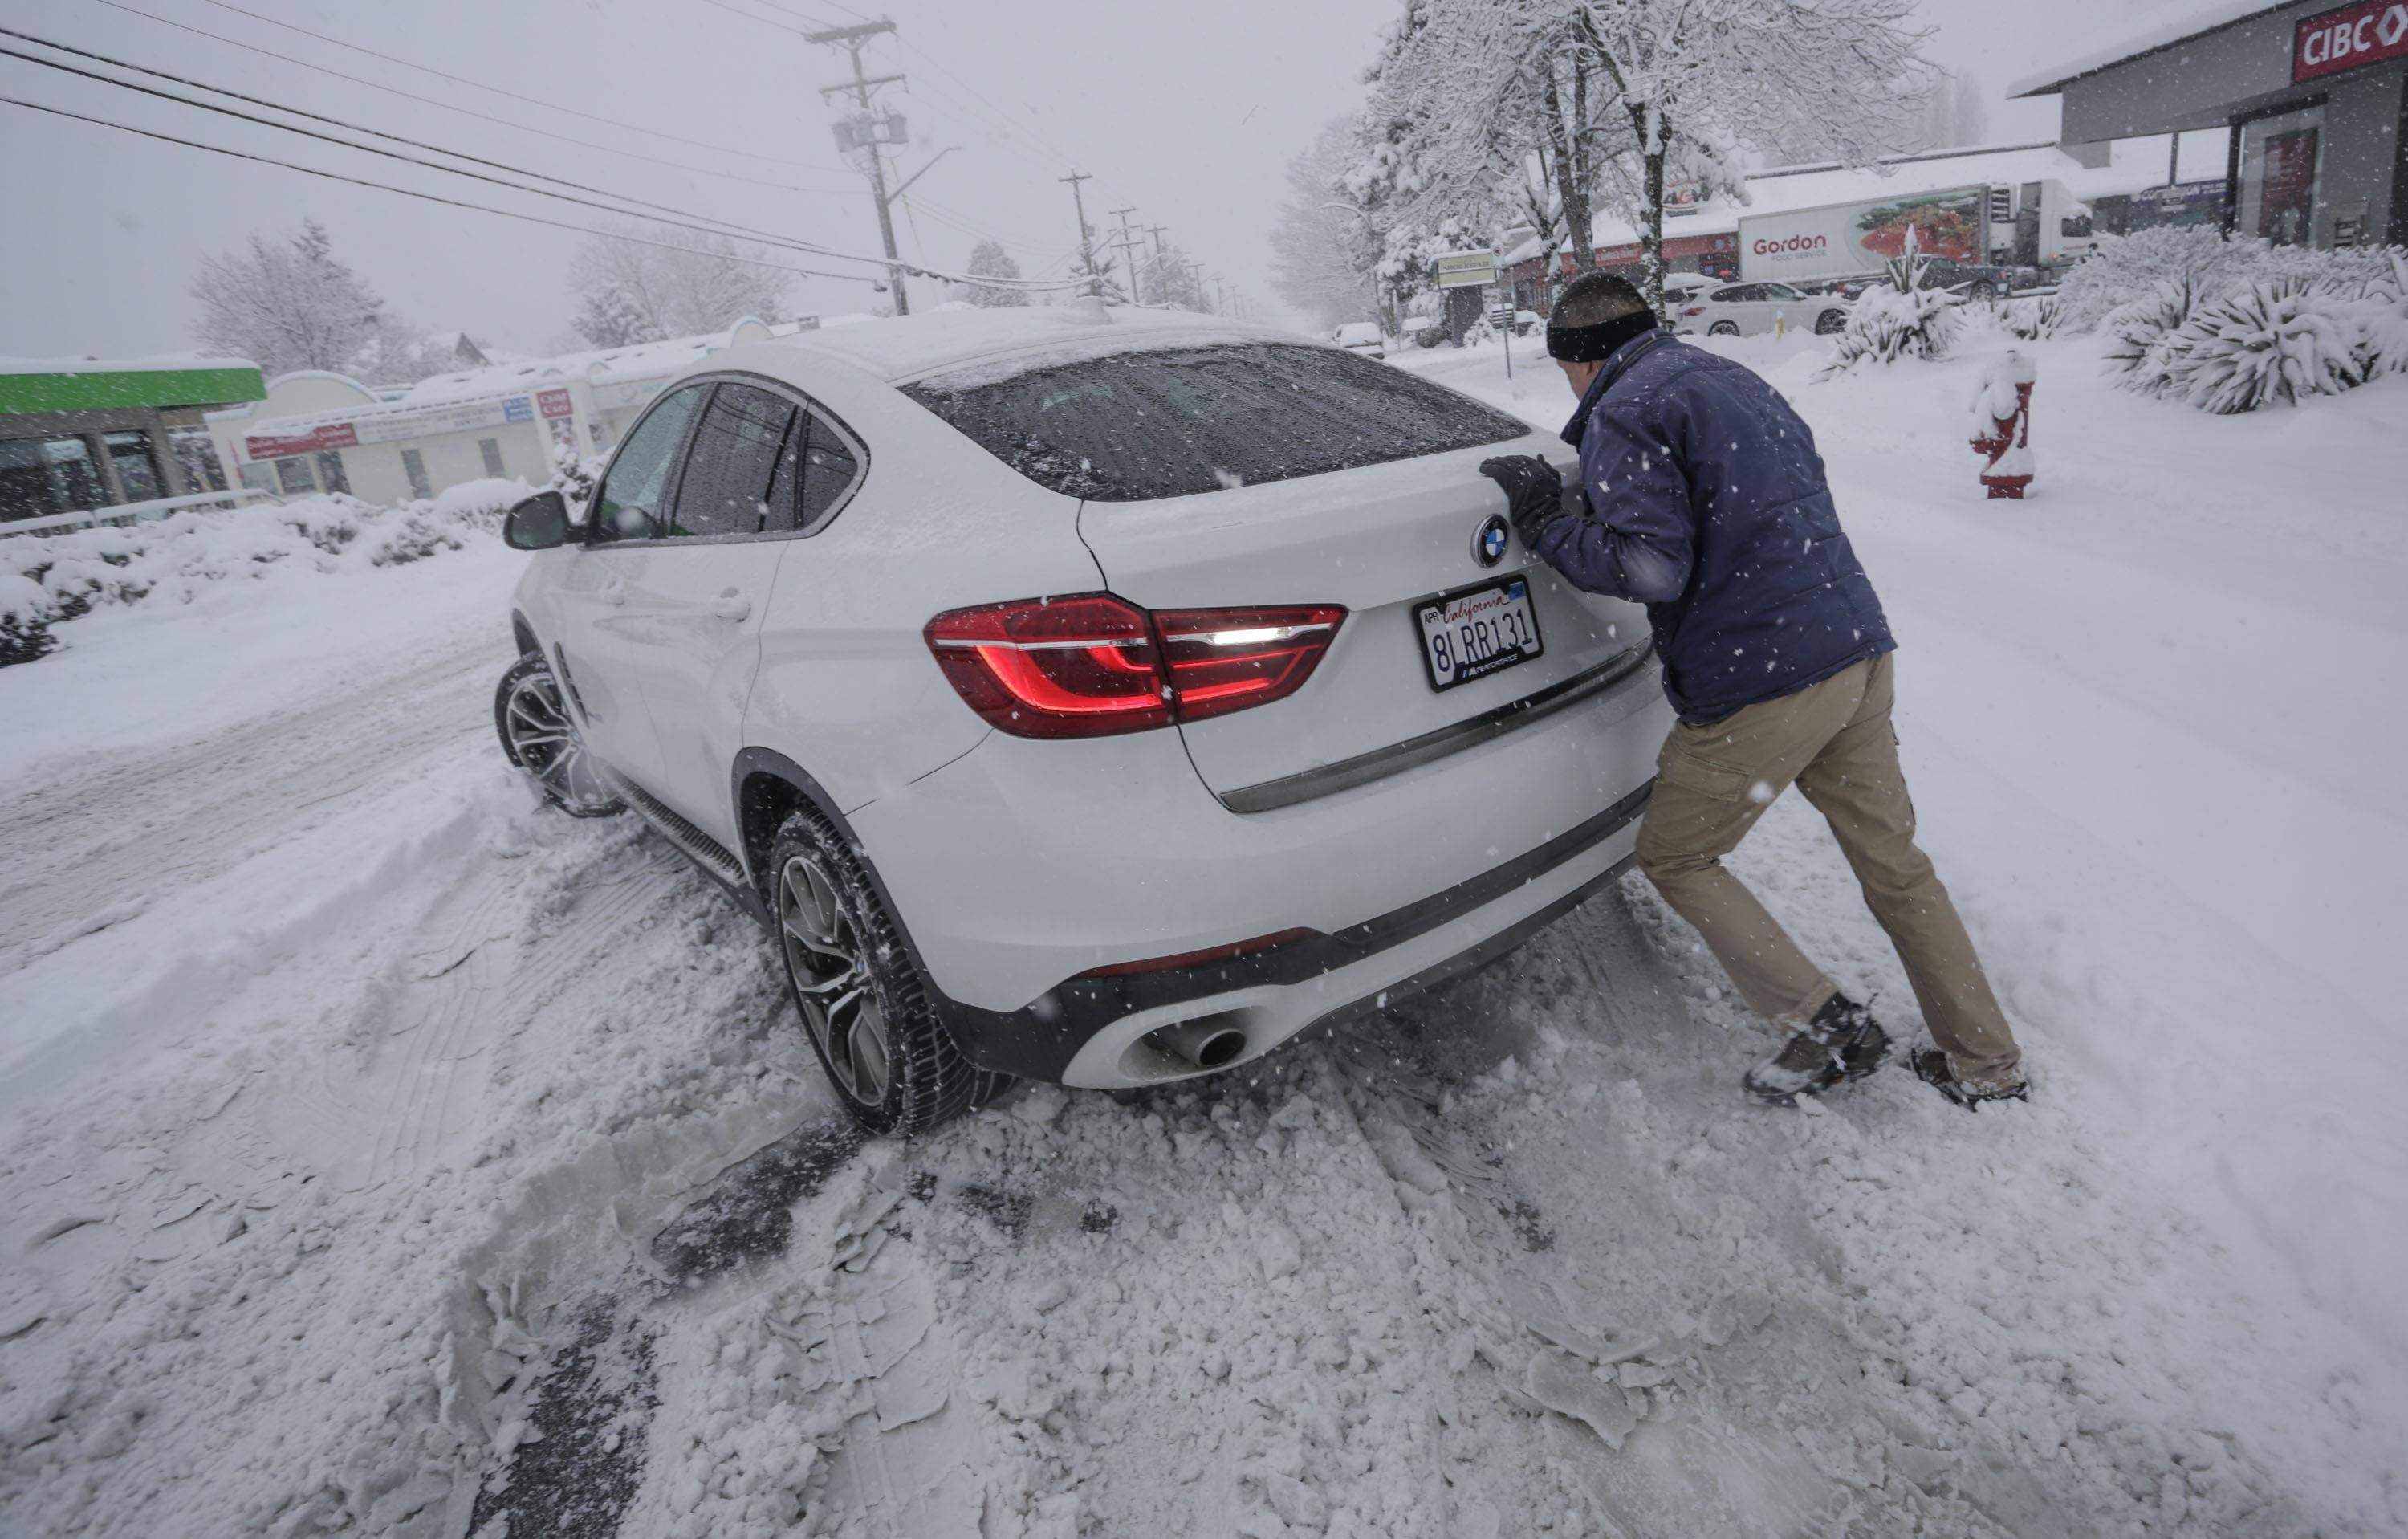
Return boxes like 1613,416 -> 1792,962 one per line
1148,1020 -> 1247,1071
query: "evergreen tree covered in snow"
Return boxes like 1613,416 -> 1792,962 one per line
1141,241 -> 1211,313
191,220 -> 389,377
959,240 -> 1030,308
567,221 -> 788,345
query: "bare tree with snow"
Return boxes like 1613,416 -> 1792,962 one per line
567,220 -> 789,346
1358,0 -> 1930,319
190,220 -> 388,377
1269,120 -> 1387,328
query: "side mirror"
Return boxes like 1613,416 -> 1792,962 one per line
504,491 -> 572,551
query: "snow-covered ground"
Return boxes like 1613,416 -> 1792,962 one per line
1,331 -> 2400,1537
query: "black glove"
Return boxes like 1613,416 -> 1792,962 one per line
1479,455 -> 1568,548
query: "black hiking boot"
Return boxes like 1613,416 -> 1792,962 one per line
1910,1048 -> 2029,1111
1743,995 -> 1889,1105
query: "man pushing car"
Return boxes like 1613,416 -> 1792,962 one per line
1478,271 -> 2028,1110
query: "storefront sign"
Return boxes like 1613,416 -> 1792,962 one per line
2295,1 -> 2408,81
536,387 -> 575,418
1434,250 -> 1499,289
246,393 -> 538,460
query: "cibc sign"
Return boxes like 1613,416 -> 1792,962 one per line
2295,1 -> 2408,81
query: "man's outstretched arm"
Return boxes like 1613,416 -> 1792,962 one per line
1530,404 -> 1694,605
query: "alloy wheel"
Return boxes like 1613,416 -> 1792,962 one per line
778,853 -> 892,1105
502,668 -> 618,814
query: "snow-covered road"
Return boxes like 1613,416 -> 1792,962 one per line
2,333 -> 2401,1537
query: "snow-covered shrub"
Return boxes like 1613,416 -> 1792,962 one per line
0,488 -> 510,667
1819,285 -> 1959,376
548,441 -> 601,519
2146,279 -> 2366,414
2101,277 -> 2203,379
2001,293 -> 2061,340
2060,226 -> 2404,335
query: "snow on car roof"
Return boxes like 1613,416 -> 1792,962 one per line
781,302 -> 1291,385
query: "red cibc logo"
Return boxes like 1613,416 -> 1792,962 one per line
2295,1 -> 2408,81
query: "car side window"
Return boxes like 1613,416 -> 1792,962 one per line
1713,286 -> 1749,303
796,409 -> 863,529
594,385 -> 706,541
666,383 -> 796,538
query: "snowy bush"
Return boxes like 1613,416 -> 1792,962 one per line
2000,293 -> 2062,340
2145,280 -> 2367,414
2103,249 -> 2406,413
2059,226 -> 2403,335
1819,284 -> 1959,376
0,487 -> 515,668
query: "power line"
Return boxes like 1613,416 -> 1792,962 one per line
0,95 -> 881,284
0,42 -> 875,272
0,83 -> 1081,292
0,25 -> 869,232
185,0 -> 841,169
87,0 -> 854,197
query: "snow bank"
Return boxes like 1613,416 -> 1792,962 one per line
0,481 -> 526,667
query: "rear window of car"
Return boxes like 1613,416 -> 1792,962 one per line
900,342 -> 1527,502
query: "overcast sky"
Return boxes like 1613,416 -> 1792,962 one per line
0,0 -> 2240,361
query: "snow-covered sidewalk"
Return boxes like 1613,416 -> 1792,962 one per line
0,334 -> 2401,1537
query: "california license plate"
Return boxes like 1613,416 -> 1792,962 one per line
1417,577 -> 1544,691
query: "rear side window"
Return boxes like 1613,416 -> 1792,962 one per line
901,342 -> 1525,502
668,383 -> 795,538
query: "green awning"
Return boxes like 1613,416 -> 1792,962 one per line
0,365 -> 267,416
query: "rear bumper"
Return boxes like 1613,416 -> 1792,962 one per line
921,779 -> 1651,1086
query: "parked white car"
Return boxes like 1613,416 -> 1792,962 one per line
1332,320 -> 1386,359
1674,281 -> 1852,337
497,305 -> 1670,1132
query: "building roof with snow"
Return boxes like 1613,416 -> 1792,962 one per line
2006,2 -> 2292,96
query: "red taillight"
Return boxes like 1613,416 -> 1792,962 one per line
1154,604 -> 1347,724
1681,305 -> 1706,317
1080,926 -> 1319,979
924,594 -> 1345,739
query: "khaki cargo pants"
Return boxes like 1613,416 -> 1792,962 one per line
1634,653 -> 2021,1084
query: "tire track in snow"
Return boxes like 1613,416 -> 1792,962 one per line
0,635 -> 502,979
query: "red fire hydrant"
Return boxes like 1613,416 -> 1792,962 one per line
1968,350 -> 2037,499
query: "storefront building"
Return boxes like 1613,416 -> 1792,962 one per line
207,320 -> 773,506
2011,0 -> 2408,248
0,358 -> 263,523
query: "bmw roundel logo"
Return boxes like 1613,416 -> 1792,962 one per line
1472,513 -> 1511,568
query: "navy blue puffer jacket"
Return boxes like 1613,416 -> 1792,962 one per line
1532,330 -> 1894,723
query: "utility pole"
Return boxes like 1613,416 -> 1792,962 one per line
1108,206 -> 1144,306
1058,171 -> 1099,298
809,21 -> 910,315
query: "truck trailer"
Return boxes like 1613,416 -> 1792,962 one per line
1737,181 -> 2094,291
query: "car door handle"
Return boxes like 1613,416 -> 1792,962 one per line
600,578 -> 625,605
709,588 -> 750,622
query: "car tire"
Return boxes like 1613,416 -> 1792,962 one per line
765,808 -> 1002,1136
494,652 -> 624,817
1967,282 -> 1998,302
1814,308 -> 1848,335
1708,320 -> 1740,336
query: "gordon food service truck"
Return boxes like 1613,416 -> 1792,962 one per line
1737,181 -> 2094,287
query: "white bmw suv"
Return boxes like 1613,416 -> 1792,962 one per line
497,304 -> 1670,1133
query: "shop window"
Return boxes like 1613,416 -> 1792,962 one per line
2238,104 -> 2325,246
102,430 -> 163,503
478,438 -> 506,478
274,456 -> 316,496
401,448 -> 433,500
0,435 -> 106,519
315,451 -> 350,495
169,426 -> 227,492
236,461 -> 275,495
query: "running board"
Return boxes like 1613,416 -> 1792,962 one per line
603,768 -> 748,888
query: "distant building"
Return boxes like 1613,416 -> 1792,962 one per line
1,356 -> 264,523
2011,0 -> 2408,250
1499,141 -> 2158,311
206,320 -> 775,506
